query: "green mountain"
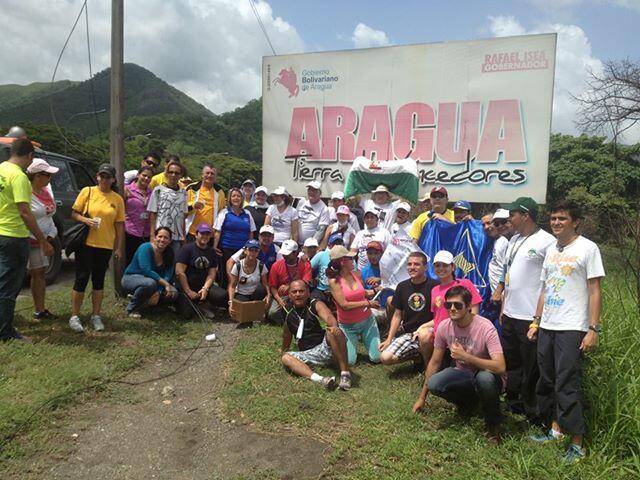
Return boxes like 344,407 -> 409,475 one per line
0,63 -> 213,136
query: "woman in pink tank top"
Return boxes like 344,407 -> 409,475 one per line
327,246 -> 381,366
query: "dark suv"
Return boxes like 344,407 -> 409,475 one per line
0,143 -> 95,284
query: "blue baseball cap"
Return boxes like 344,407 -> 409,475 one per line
453,200 -> 471,211
196,223 -> 213,234
328,233 -> 344,245
244,239 -> 260,249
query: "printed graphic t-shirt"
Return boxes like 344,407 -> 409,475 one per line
392,277 -> 439,334
431,278 -> 483,333
540,236 -> 605,332
176,242 -> 219,291
147,185 -> 189,241
266,205 -> 298,243
296,198 -> 330,244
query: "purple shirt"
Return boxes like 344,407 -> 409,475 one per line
125,182 -> 151,238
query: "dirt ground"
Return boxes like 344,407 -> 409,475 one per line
20,319 -> 329,479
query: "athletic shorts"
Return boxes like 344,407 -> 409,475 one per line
287,336 -> 334,366
28,246 -> 49,270
384,332 -> 421,360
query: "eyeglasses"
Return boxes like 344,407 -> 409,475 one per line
444,301 -> 465,311
430,193 -> 446,199
166,170 -> 182,176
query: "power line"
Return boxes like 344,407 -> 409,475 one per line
248,0 -> 276,56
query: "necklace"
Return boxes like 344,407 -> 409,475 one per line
556,235 -> 580,252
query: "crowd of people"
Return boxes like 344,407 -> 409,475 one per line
0,140 -> 604,462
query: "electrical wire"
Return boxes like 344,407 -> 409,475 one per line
0,293 -> 225,449
248,0 -> 277,56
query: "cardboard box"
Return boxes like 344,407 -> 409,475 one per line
232,299 -> 266,323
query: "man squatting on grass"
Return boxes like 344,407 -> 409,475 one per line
281,279 -> 352,390
527,200 -> 604,463
413,286 -> 506,442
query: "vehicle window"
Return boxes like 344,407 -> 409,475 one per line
70,162 -> 95,190
46,157 -> 75,193
0,146 -> 9,162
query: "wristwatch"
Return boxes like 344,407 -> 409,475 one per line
588,325 -> 602,334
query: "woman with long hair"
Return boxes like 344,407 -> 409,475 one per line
264,186 -> 299,245
69,163 -> 125,333
327,245 -> 382,366
26,158 -> 59,320
121,227 -> 177,318
124,165 -> 153,265
213,187 -> 256,288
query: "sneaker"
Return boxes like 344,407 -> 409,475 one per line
562,443 -> 586,464
529,429 -> 565,444
127,311 -> 142,319
321,376 -> 337,390
485,424 -> 502,444
33,309 -> 56,321
10,330 -> 33,343
69,315 -> 84,333
339,373 -> 352,391
91,315 -> 105,332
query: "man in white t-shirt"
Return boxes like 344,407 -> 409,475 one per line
500,197 -> 555,419
296,181 -> 330,246
390,202 -> 412,238
527,200 -> 604,463
328,191 -> 360,233
360,185 -> 400,233
350,208 -> 392,270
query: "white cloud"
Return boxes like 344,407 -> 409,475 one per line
488,15 -> 604,136
0,0 -> 304,113
351,23 -> 390,48
526,0 -> 640,12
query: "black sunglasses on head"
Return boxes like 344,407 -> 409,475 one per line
444,301 -> 465,311
430,193 -> 446,199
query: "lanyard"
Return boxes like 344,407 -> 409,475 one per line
506,229 -> 538,269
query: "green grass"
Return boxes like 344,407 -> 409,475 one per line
219,265 -> 640,480
0,283 -> 208,477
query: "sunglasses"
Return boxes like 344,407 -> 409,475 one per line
166,170 -> 182,176
492,219 -> 508,226
430,193 -> 446,199
444,301 -> 465,311
145,159 -> 160,168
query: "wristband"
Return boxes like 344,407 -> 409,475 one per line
529,323 -> 539,330
532,315 -> 542,321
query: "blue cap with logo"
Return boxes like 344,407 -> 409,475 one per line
244,239 -> 260,249
453,200 -> 471,211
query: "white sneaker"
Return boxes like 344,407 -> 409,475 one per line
69,315 -> 84,333
91,315 -> 105,331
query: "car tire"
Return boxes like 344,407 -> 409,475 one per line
44,236 -> 63,285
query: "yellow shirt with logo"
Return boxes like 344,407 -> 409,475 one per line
186,185 -> 226,235
72,186 -> 125,250
0,161 -> 32,238
409,208 -> 455,240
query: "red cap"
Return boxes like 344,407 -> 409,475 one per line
430,186 -> 448,196
366,241 -> 384,251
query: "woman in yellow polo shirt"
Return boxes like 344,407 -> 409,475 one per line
69,163 -> 125,333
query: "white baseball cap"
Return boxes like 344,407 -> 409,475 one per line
280,239 -> 299,256
433,250 -> 454,265
27,158 -> 59,175
493,208 -> 510,220
331,191 -> 345,200
272,186 -> 289,196
371,185 -> 390,194
303,238 -> 319,247
397,202 -> 411,212
306,180 -> 322,190
336,205 -> 350,215
255,186 -> 268,195
364,208 -> 379,217
259,225 -> 275,235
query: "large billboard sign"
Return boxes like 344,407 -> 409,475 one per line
262,33 -> 556,202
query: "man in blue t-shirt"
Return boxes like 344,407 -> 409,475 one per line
310,233 -> 344,300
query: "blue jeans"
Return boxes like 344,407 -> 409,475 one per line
428,367 -> 503,426
121,274 -> 159,313
339,315 -> 381,366
0,236 -> 29,339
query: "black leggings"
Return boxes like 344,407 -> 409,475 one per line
125,232 -> 148,267
73,245 -> 113,292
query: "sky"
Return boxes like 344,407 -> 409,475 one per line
2,0 -> 639,140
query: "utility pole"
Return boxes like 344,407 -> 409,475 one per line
110,0 -> 125,295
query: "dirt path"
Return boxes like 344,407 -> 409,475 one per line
41,321 -> 329,480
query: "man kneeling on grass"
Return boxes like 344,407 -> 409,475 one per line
413,286 -> 506,443
281,280 -> 352,390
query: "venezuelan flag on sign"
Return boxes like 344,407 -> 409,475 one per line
418,219 -> 495,318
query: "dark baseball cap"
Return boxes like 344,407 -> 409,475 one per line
503,197 -> 539,217
97,163 -> 116,177
430,186 -> 448,197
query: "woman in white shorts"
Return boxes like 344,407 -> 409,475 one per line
26,159 -> 59,320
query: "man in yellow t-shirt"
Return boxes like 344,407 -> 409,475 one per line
0,139 -> 53,341
185,164 -> 226,238
149,154 -> 183,190
409,186 -> 455,241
